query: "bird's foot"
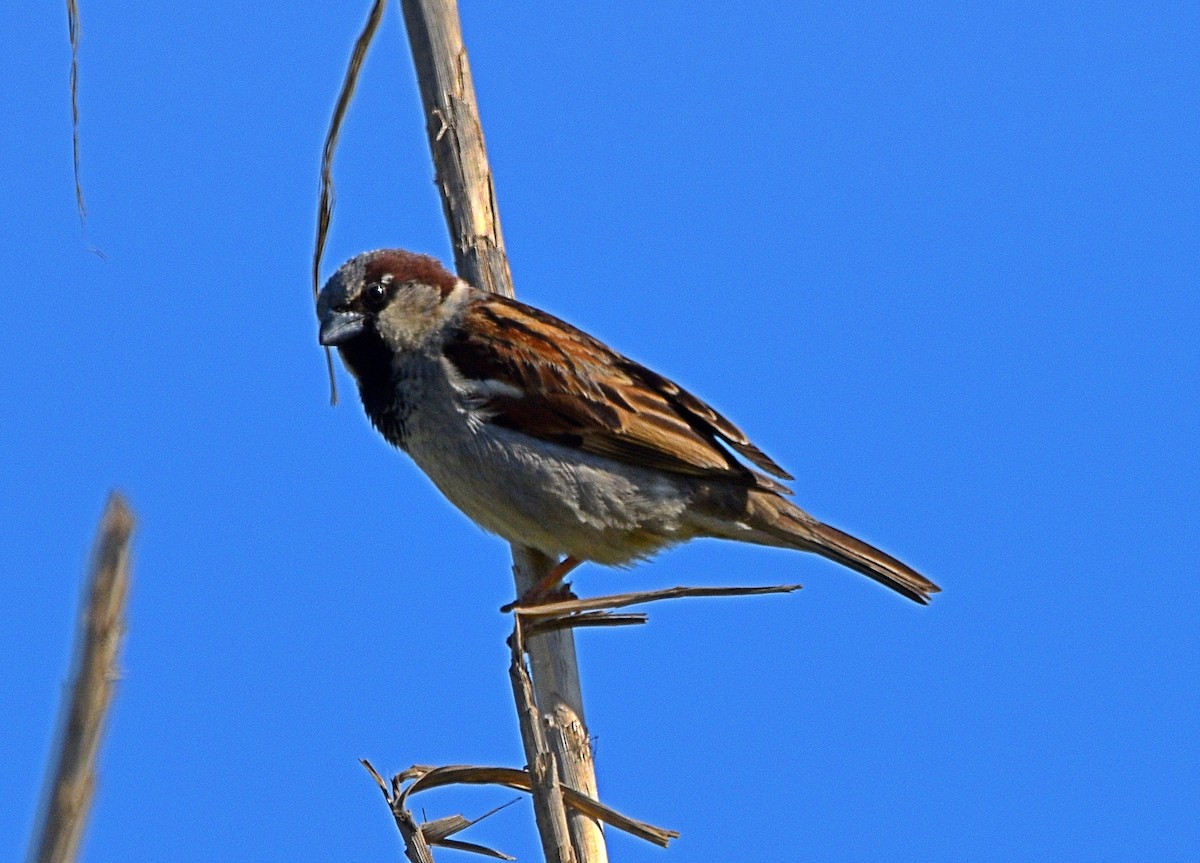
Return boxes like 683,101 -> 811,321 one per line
501,582 -> 575,613
501,556 -> 583,613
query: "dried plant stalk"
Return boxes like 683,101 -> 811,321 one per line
27,493 -> 135,863
398,2 -> 607,860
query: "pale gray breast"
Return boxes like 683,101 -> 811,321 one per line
401,369 -> 700,563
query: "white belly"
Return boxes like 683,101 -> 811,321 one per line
403,409 -> 696,565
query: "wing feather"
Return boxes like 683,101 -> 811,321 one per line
443,294 -> 792,492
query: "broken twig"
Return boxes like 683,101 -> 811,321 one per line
363,760 -> 679,858
515,583 -> 803,620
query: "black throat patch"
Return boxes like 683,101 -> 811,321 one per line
337,327 -> 409,448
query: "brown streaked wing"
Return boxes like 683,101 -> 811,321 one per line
622,364 -> 794,481
442,294 -> 793,491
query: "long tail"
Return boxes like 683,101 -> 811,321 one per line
746,493 -> 940,604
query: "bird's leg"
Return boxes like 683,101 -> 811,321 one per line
530,555 -> 582,599
503,555 -> 582,611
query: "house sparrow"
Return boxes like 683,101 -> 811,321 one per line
318,249 -> 939,605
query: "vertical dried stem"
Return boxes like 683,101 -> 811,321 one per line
399,0 -> 512,297
399,3 -> 607,861
27,493 -> 135,863
509,622 -> 577,863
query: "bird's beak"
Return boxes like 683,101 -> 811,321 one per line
319,310 -> 366,346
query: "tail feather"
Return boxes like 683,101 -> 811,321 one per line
747,494 -> 940,604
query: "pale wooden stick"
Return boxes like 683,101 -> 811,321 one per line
398,3 -> 606,861
27,493 -> 135,863
508,619 -> 577,862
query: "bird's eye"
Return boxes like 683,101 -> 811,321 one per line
363,282 -> 389,311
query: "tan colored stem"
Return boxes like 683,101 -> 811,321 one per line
399,3 -> 606,861
28,493 -> 135,863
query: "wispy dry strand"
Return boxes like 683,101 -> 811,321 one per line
313,0 -> 388,405
66,0 -> 85,226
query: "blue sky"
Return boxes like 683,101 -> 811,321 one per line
3,2 -> 1197,860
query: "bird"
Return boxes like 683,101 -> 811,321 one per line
317,249 -> 939,605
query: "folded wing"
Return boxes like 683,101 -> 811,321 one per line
442,294 -> 794,493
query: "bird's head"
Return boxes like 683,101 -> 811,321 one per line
317,249 -> 461,353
